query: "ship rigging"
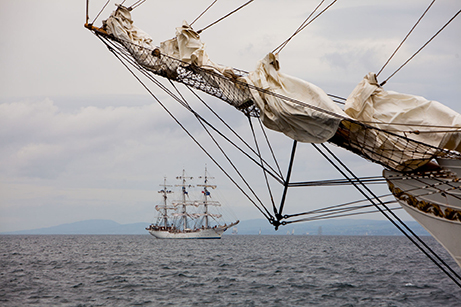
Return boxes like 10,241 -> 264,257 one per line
85,0 -> 461,287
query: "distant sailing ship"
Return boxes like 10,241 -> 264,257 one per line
146,168 -> 239,239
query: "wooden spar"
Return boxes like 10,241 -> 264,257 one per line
84,22 -> 108,35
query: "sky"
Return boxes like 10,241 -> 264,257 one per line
1,0 -> 460,232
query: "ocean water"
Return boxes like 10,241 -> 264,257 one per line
1,235 -> 460,306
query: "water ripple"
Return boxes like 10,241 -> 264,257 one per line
0,235 -> 460,306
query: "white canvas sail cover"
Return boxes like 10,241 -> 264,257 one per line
102,6 -> 460,170
103,5 -> 154,49
104,5 -> 236,77
159,21 -> 236,77
345,73 -> 461,152
244,53 -> 347,143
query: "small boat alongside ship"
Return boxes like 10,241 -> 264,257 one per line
146,168 -> 238,239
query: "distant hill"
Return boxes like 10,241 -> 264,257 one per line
2,220 -> 149,235
2,219 -> 429,236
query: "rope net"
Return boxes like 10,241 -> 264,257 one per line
93,28 -> 461,173
99,30 -> 258,116
329,119 -> 460,172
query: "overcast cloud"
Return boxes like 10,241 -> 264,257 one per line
0,0 -> 460,232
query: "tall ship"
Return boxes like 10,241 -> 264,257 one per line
146,168 -> 239,239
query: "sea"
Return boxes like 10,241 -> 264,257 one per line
1,235 -> 460,306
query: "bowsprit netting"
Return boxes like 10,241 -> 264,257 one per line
329,119 -> 461,172
88,25 -> 461,173
95,29 -> 258,117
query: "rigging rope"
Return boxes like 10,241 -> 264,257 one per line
285,205 -> 402,224
190,0 -> 219,27
288,176 -> 386,187
272,0 -> 325,54
376,0 -> 436,77
197,0 -> 254,34
285,195 -> 396,219
130,0 -> 147,10
105,40 -> 275,221
91,0 -> 111,25
248,118 -> 278,217
286,179 -> 458,219
257,118 -> 284,179
381,8 -> 461,86
273,0 -> 338,54
91,20 -> 461,284
183,86 -> 283,183
314,143 -> 461,288
168,80 -> 277,220
96,33 -> 396,228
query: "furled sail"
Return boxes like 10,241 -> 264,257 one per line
345,72 -> 461,152
244,53 -> 347,143
159,21 -> 237,78
103,5 -> 154,49
102,5 -> 255,115
99,5 -> 460,172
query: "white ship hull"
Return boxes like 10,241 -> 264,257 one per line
398,200 -> 461,267
148,226 -> 227,239
384,158 -> 461,268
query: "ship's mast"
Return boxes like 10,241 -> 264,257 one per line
176,169 -> 193,231
158,177 -> 172,227
198,166 -> 216,228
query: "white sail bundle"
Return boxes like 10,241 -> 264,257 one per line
159,21 -> 237,77
243,54 -> 461,170
102,5 -> 460,171
103,5 -> 155,65
155,205 -> 178,211
103,5 -> 153,49
345,72 -> 461,152
103,6 -> 236,77
244,53 -> 348,143
190,213 -> 223,219
172,201 -> 201,207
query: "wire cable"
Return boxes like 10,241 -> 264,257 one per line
273,0 -> 325,54
190,0 -> 219,27
197,0 -> 254,34
273,0 -> 338,54
314,143 -> 461,288
377,0 -> 436,77
381,8 -> 461,86
248,117 -> 278,216
115,48 -> 273,221
91,0 -> 111,25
